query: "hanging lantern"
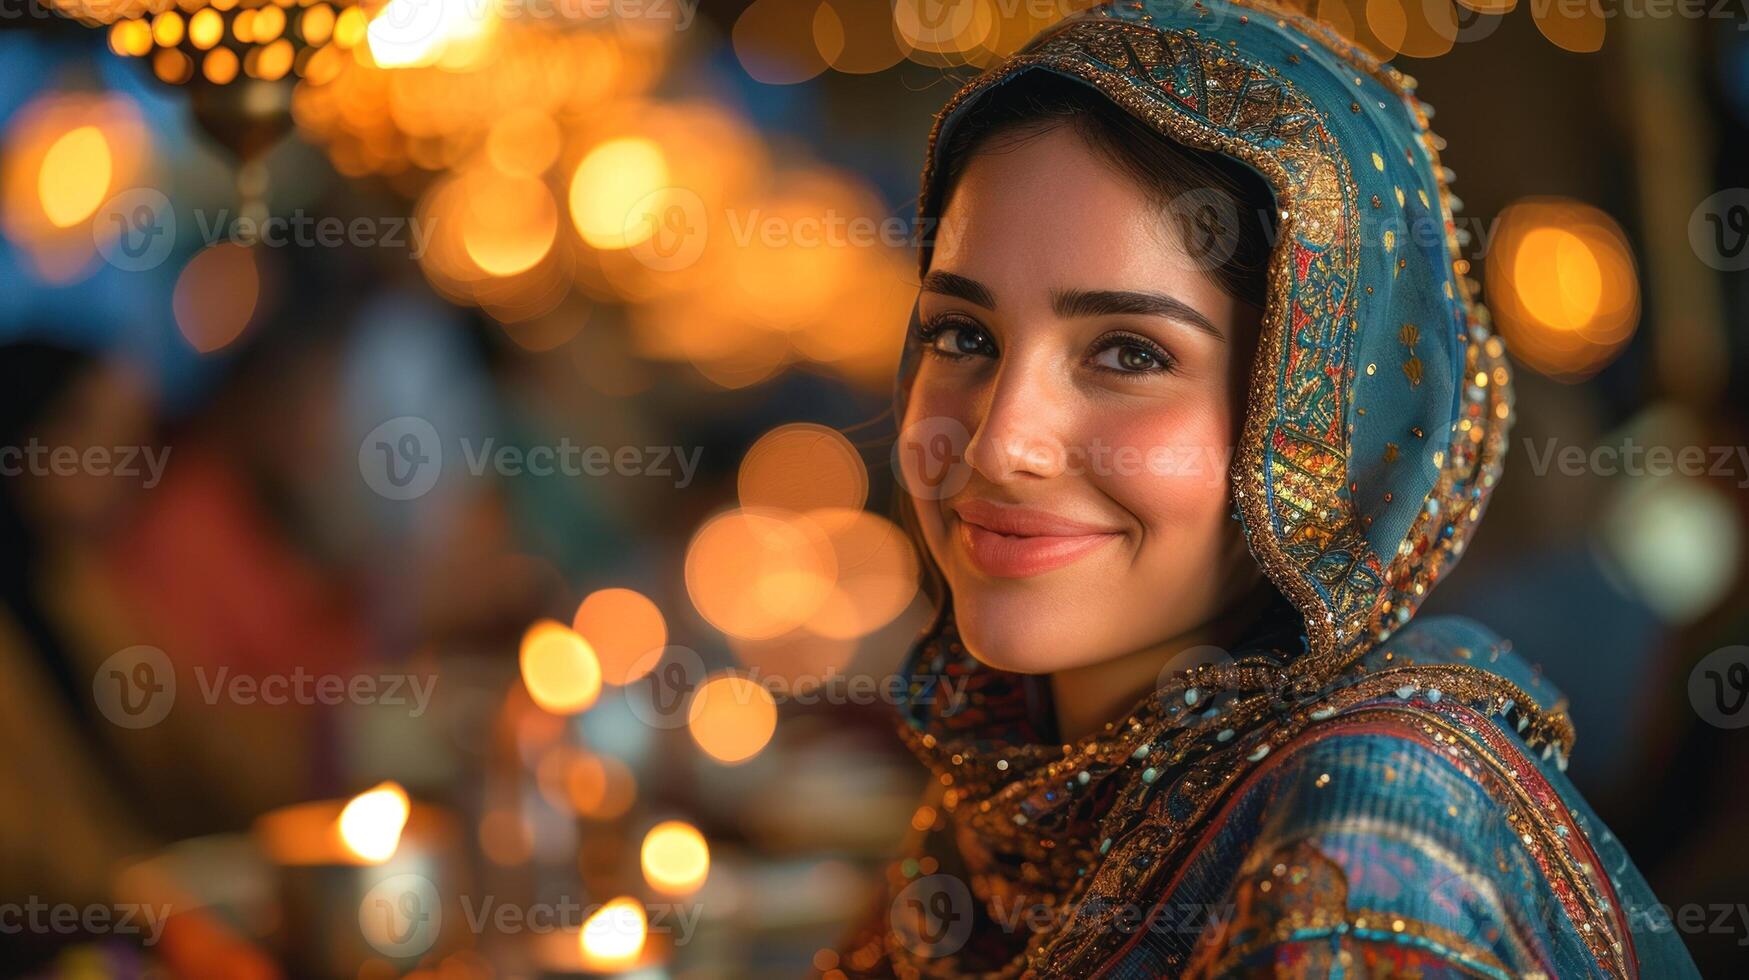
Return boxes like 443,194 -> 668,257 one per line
51,0 -> 370,89
48,0 -> 376,222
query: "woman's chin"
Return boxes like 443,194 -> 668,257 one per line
952,602 -> 1100,675
960,642 -> 1064,676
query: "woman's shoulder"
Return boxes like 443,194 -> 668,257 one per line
1231,624 -> 1590,912
1344,613 -> 1570,718
1230,614 -> 1589,902
1174,613 -> 1696,978
1306,612 -> 1577,772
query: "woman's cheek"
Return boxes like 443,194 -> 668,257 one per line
1097,408 -> 1234,532
897,381 -> 970,538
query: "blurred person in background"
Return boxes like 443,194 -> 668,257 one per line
0,294 -> 552,973
0,339 -> 160,915
0,337 -> 275,976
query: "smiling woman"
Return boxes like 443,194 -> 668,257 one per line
836,1 -> 1702,978
901,76 -> 1280,734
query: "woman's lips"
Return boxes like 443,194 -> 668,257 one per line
949,500 -> 1122,578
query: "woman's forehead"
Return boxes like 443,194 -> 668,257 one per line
932,129 -> 1218,297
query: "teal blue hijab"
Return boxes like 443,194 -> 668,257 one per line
897,0 -> 1509,680
842,1 -> 1702,977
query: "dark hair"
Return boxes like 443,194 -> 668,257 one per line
925,72 -> 1278,309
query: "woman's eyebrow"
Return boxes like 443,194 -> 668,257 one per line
1051,288 -> 1224,341
920,271 -> 997,309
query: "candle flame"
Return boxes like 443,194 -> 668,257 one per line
580,897 -> 647,969
337,781 -> 411,864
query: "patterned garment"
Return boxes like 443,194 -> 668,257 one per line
835,1 -> 1701,977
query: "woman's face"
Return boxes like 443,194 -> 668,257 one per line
900,125 -> 1267,674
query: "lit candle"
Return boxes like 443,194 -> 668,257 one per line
529,898 -> 669,979
253,783 -> 464,977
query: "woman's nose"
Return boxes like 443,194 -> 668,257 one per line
964,358 -> 1071,483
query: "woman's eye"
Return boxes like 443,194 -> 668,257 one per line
1092,342 -> 1170,374
927,323 -> 994,358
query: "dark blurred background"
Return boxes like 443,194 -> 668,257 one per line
1,0 -> 1746,976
